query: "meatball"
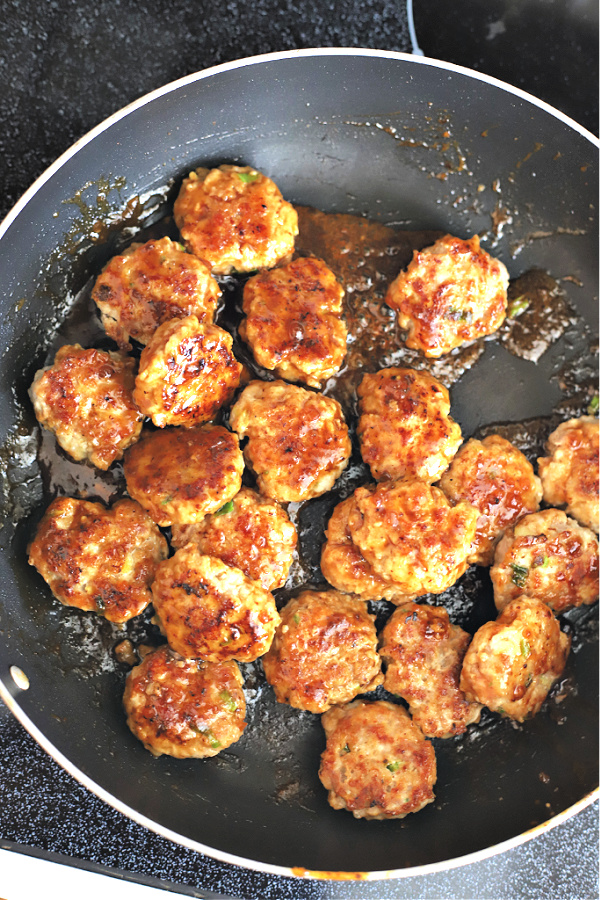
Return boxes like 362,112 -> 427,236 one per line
151,545 -> 280,663
347,480 -> 478,596
460,596 -> 570,722
385,234 -> 509,357
28,497 -> 168,623
90,236 -> 221,350
133,316 -> 242,428
490,509 -> 599,615
318,700 -> 436,820
261,590 -> 383,713
229,380 -> 351,502
239,256 -> 347,388
380,602 -> 482,738
123,424 -> 243,526
123,644 -> 246,758
537,416 -> 599,533
320,494 -> 415,603
171,487 -> 297,591
439,434 -> 543,565
173,164 -> 298,274
29,344 -> 143,470
357,367 -> 462,483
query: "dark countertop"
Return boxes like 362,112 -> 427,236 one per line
0,2 -> 598,898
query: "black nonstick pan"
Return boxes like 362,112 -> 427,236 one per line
0,49 -> 597,879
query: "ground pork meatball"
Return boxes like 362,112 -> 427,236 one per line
29,344 -> 143,470
460,596 -> 570,721
173,165 -> 298,275
28,497 -> 168,622
239,256 -> 347,387
347,480 -> 478,596
320,494 -> 415,603
123,644 -> 246,758
318,699 -> 436,820
537,416 -> 599,533
490,509 -> 599,615
262,590 -> 383,713
229,380 -> 351,502
357,367 -> 462,483
380,602 -> 482,738
171,487 -> 297,591
439,434 -> 543,565
151,545 -> 280,663
123,424 -> 243,526
385,234 -> 509,357
133,316 -> 242,428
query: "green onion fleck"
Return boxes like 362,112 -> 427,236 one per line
219,690 -> 237,713
510,563 -> 529,588
587,394 -> 599,416
386,761 -> 401,773
341,743 -> 351,754
520,639 -> 531,659
214,500 -> 234,517
237,172 -> 260,183
507,295 -> 530,318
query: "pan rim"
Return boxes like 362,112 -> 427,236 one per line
0,47 -> 598,881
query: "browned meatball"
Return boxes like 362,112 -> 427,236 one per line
90,237 -> 221,350
538,416 -> 599,533
171,487 -> 297,591
123,645 -> 246,758
123,424 -> 243,526
320,494 -> 415,603
173,165 -> 298,274
318,700 -> 437,820
357,367 -> 462,483
439,434 -> 543,565
239,256 -> 347,387
347,480 -> 478,596
490,509 -> 599,615
152,545 -> 280,663
28,497 -> 168,623
460,596 -> 570,721
380,602 -> 482,738
229,380 -> 351,502
261,590 -> 383,713
29,344 -> 143,470
133,316 -> 242,428
385,234 -> 509,357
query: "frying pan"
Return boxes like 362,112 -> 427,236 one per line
0,49 -> 597,880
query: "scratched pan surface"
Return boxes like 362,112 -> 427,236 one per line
0,50 -> 597,878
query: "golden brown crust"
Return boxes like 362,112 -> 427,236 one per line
123,645 -> 246,758
29,344 -> 143,470
90,236 -> 221,349
318,700 -> 436,820
123,424 -> 243,526
261,590 -> 383,713
537,416 -> 599,533
28,497 -> 168,623
385,234 -> 509,357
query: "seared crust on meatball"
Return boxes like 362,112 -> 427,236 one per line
133,316 -> 242,428
439,434 -> 543,565
538,416 -> 599,533
171,487 -> 297,591
357,367 -> 462,482
320,494 -> 415,602
123,645 -> 246,758
28,497 -> 168,622
490,509 -> 599,615
239,256 -> 347,387
173,165 -> 298,275
385,234 -> 509,357
29,344 -> 143,470
123,424 -> 243,526
347,480 -> 478,595
318,699 -> 436,820
460,596 -> 570,721
152,545 -> 280,663
229,380 -> 351,502
90,237 -> 221,350
380,602 -> 482,738
262,590 -> 383,713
